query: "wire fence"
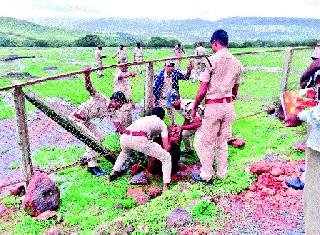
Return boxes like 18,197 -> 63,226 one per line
0,46 -> 313,190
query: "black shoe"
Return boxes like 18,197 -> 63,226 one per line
285,177 -> 304,190
107,171 -> 122,183
180,150 -> 194,155
191,173 -> 212,185
88,167 -> 107,176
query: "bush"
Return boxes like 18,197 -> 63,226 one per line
74,34 -> 104,47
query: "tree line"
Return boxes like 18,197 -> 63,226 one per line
0,34 -> 318,48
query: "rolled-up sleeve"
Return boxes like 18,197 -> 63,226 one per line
199,60 -> 213,83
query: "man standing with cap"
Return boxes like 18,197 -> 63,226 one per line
300,44 -> 320,89
69,68 -> 128,176
190,29 -> 244,183
153,60 -> 193,124
113,45 -> 128,64
108,107 -> 172,191
173,43 -> 185,69
166,89 -> 204,155
95,46 -> 106,78
133,42 -> 144,74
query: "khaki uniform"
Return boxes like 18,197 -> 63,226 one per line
134,47 -> 143,73
178,99 -> 204,151
116,48 -> 128,64
195,46 -> 207,65
112,115 -> 172,183
113,69 -> 132,129
69,93 -> 117,167
95,49 -> 103,76
173,46 -> 184,69
195,48 -> 243,180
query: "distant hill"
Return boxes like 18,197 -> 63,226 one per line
0,17 -> 137,46
30,17 -> 320,43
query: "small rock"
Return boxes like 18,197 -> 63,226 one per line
114,202 -> 123,209
250,163 -> 271,175
22,172 -> 60,216
129,172 -> 148,185
125,225 -> 135,234
10,184 -> 25,196
179,183 -> 190,191
270,167 -> 284,177
147,186 -> 162,198
46,228 -> 61,235
167,207 -> 193,229
36,211 -> 57,221
127,187 -> 149,205
279,134 -> 288,139
232,138 -> 246,148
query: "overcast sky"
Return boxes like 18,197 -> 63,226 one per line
1,0 -> 320,20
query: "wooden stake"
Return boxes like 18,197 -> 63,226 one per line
145,62 -> 154,116
13,82 -> 33,184
280,47 -> 294,93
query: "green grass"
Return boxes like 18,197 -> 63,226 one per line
0,46 -> 310,234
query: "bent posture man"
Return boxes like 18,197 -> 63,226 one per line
109,107 -> 172,191
69,68 -> 128,176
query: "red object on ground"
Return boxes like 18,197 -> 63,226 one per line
292,142 -> 307,152
9,184 -> 25,196
130,163 -> 143,176
22,172 -> 60,216
35,211 -> 57,221
231,138 -> 246,148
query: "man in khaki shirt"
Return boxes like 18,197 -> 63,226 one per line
192,42 -> 207,82
95,46 -> 106,78
191,29 -> 244,183
133,42 -> 144,74
113,63 -> 137,129
173,43 -> 185,69
69,68 -> 128,176
108,107 -> 172,191
113,45 -> 128,64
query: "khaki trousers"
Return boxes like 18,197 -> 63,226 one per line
194,102 -> 234,180
113,135 -> 172,183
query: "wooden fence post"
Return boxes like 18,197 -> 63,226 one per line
144,62 -> 154,116
13,82 -> 33,185
280,47 -> 294,93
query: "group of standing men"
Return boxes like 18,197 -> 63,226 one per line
72,29 -> 243,191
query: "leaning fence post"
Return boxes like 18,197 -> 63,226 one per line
280,47 -> 294,93
144,62 -> 154,116
13,81 -> 33,185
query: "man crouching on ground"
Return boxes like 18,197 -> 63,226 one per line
108,107 -> 172,191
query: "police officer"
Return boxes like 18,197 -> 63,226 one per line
173,43 -> 185,69
69,68 -> 128,176
108,107 -> 172,191
192,42 -> 207,82
191,29 -> 244,183
133,42 -> 144,74
113,63 -> 137,129
95,46 -> 106,78
113,45 -> 128,64
166,89 -> 204,155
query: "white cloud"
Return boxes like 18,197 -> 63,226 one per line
0,0 -> 320,20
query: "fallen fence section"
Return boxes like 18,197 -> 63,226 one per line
24,90 -> 115,163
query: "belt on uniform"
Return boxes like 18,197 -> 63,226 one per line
123,130 -> 148,137
205,97 -> 233,104
72,113 -> 86,121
